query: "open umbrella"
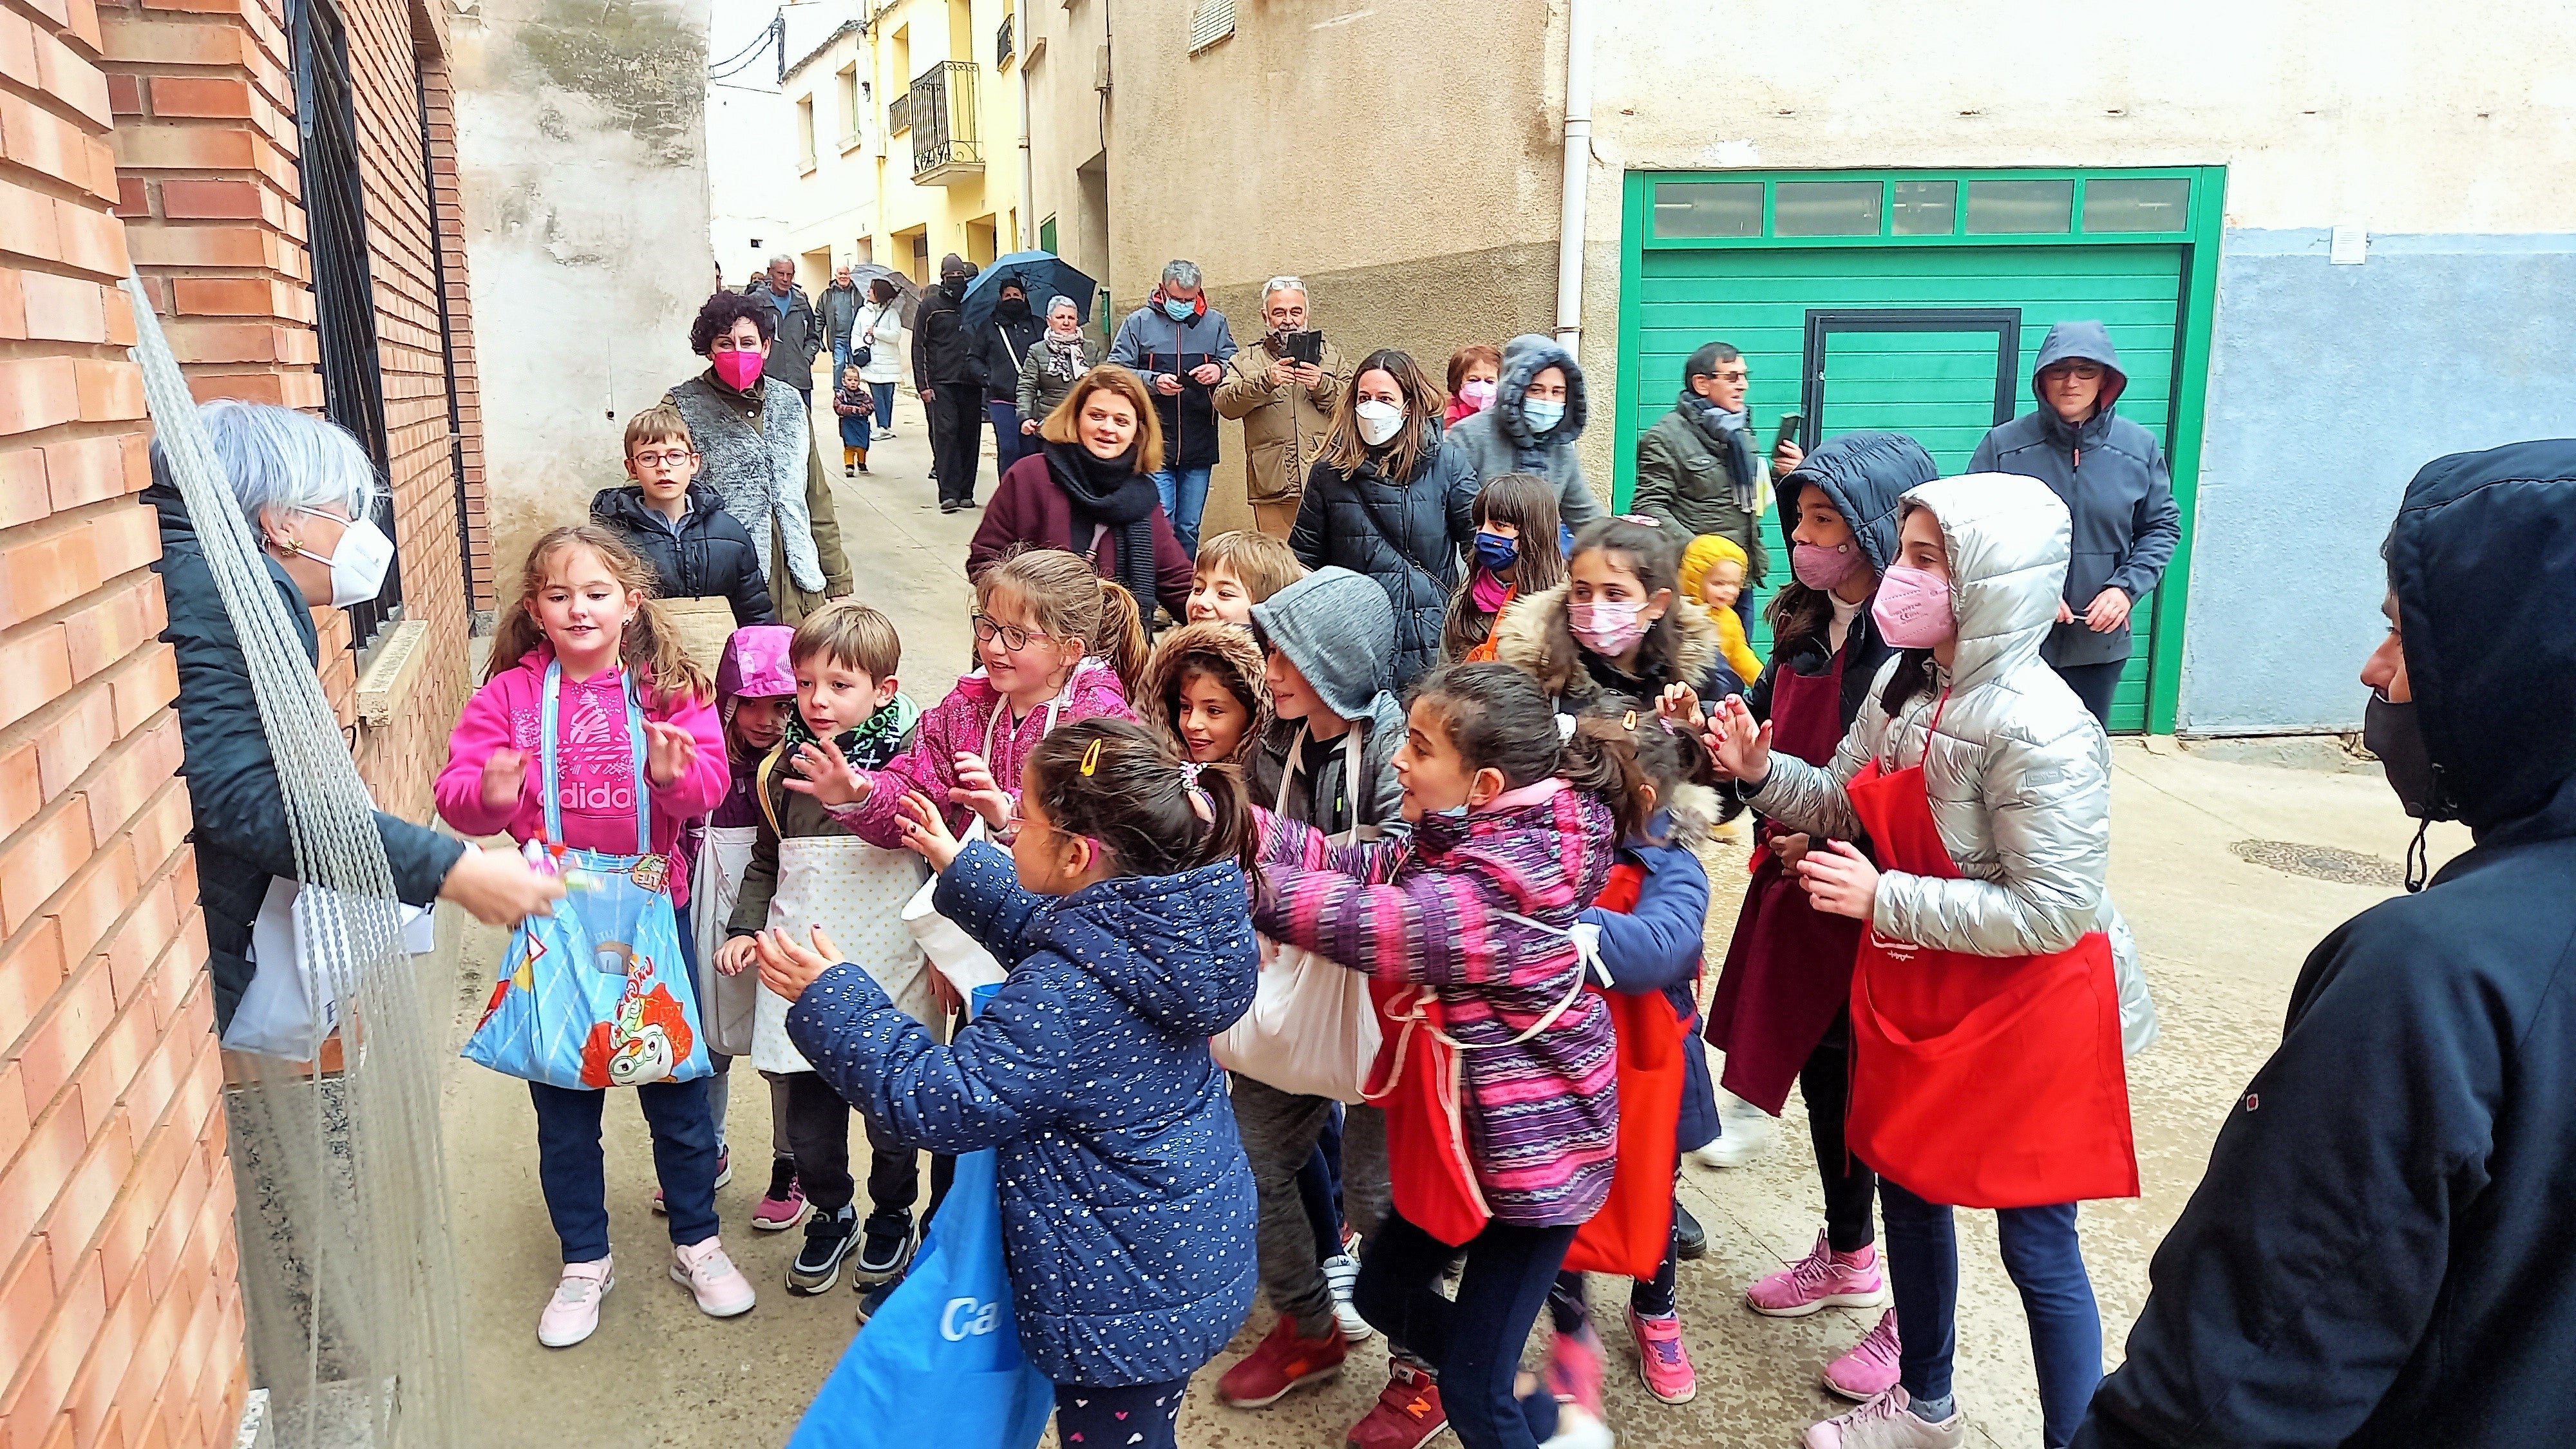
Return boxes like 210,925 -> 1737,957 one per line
960,251 -> 1097,332
849,262 -> 921,328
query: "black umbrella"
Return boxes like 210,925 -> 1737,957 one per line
849,263 -> 921,328
960,251 -> 1098,332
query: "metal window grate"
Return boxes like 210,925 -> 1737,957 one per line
290,0 -> 401,651
1189,0 -> 1235,53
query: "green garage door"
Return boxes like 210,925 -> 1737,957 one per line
1624,245 -> 2183,733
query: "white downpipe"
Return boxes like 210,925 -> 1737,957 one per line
1017,0 -> 1036,249
1553,0 -> 1593,345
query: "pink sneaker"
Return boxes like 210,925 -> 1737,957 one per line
1625,1305 -> 1696,1404
1545,1318 -> 1607,1421
1805,1387 -> 1965,1448
1823,1309 -> 1902,1400
670,1238 -> 757,1318
1748,1232 -> 1889,1318
536,1257 -> 613,1348
752,1166 -> 808,1232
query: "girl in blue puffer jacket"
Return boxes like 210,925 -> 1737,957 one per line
755,717 -> 1261,1449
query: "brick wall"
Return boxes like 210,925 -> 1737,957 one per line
0,0 -> 249,1444
417,49 -> 488,618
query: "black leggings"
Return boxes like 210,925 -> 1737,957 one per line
1804,1024 -> 1880,1253
1356,1209 -> 1576,1449
1053,1377 -> 1189,1449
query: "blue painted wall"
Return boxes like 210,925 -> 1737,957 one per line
2179,230 -> 2576,734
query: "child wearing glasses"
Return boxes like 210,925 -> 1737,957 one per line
589,404 -> 776,626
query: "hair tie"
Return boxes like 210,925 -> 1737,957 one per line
1178,761 -> 1215,824
1557,714 -> 1578,742
1621,708 -> 1638,732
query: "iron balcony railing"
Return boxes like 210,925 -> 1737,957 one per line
996,14 -> 1013,67
908,59 -> 981,179
888,88 -> 911,135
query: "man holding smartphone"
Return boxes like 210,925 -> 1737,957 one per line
1110,259 -> 1240,554
1632,341 -> 1799,603
1215,276 -> 1344,540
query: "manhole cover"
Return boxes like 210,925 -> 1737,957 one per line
2229,838 -> 2405,887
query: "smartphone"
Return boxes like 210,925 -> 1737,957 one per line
1284,330 -> 1324,366
1775,412 -> 1804,449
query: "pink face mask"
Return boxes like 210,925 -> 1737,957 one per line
1791,541 -> 1864,591
712,348 -> 764,391
1568,598 -> 1651,657
1871,565 -> 1955,649
1458,379 -> 1497,412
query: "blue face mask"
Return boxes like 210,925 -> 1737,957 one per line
1162,296 -> 1196,322
1473,531 -> 1519,573
1523,398 -> 1567,433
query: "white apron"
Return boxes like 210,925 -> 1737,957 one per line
756,833 -> 938,1074
690,824 -> 761,1058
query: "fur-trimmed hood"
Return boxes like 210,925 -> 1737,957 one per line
1489,581 -> 1723,709
1141,620 -> 1273,768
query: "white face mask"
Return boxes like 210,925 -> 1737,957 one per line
287,507 -> 396,607
1355,398 -> 1405,447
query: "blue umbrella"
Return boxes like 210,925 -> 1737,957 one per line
959,251 -> 1097,332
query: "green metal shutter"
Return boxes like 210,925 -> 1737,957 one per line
1627,244 -> 2182,732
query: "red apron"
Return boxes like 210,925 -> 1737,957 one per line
1560,864 -> 1686,1280
1704,649 -> 1869,1113
1841,711 -> 2138,1209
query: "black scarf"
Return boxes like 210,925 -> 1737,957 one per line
1045,439 -> 1160,606
1678,388 -> 1763,511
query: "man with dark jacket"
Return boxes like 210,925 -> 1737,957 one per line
1109,258 -> 1239,554
1633,341 -> 1803,593
913,252 -> 985,513
819,263 -> 863,378
2070,440 -> 2576,1449
1967,320 -> 2179,726
746,255 -> 823,402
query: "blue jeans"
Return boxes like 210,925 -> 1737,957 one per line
1881,1178 -> 2102,1447
1356,1210 -> 1576,1449
1297,1103 -> 1346,1260
988,400 -> 1034,478
1151,466 -> 1212,555
868,381 -> 896,440
529,1075 -> 720,1261
830,336 -> 851,379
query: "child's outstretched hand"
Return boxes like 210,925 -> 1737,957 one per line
1656,683 -> 1707,739
643,721 -> 697,787
949,751 -> 1010,829
1797,839 -> 1880,920
895,791 -> 965,871
480,748 -> 529,813
1705,694 -> 1775,784
753,924 -> 843,1003
714,934 -> 760,977
781,740 -> 869,807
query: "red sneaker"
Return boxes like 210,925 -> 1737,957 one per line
1217,1316 -> 1349,1408
1345,1361 -> 1447,1449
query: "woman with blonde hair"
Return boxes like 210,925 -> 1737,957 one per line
1287,348 -> 1479,689
970,363 -> 1194,620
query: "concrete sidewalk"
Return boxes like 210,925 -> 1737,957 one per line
435,427 -> 2458,1445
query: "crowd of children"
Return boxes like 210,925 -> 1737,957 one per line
443,391 -> 2139,1449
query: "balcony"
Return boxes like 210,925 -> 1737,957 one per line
907,59 -> 983,185
996,14 -> 1013,68
888,88 -> 911,135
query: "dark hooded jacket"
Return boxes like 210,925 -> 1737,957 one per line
1747,430 -> 1933,732
973,301 -> 1048,406
787,842 -> 1259,1387
1967,320 -> 2181,668
2071,440 -> 2576,1449
589,482 -> 775,626
1445,333 -> 1598,526
1287,424 -> 1479,690
1248,568 -> 1409,838
149,476 -> 463,1032
910,268 -> 977,388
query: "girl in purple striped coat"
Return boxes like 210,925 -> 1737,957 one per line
1252,663 -> 1646,1449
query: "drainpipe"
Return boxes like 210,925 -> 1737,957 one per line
1018,0 -> 1035,249
1552,0 -> 1593,345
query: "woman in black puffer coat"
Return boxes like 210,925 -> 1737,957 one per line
1287,348 -> 1478,690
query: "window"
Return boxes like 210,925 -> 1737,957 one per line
795,95 -> 816,171
1889,180 -> 1956,236
837,66 -> 860,149
1964,178 -> 2073,234
2083,177 -> 2190,232
1774,181 -> 1880,236
288,0 -> 399,649
1652,181 -> 1761,239
1189,0 -> 1235,53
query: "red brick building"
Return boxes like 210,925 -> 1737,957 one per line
2,0 -> 491,1435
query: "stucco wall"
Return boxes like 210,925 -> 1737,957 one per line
2178,230 -> 2576,734
452,0 -> 718,591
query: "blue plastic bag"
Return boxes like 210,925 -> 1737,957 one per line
460,662 -> 711,1090
787,986 -> 1055,1449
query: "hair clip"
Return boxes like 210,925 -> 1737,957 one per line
1557,714 -> 1578,742
1621,708 -> 1638,732
1079,737 -> 1103,777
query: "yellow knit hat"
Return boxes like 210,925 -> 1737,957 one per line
1680,533 -> 1749,600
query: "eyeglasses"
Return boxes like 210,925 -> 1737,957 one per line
1705,370 -> 1749,384
630,450 -> 694,468
971,612 -> 1053,652
2046,363 -> 2105,381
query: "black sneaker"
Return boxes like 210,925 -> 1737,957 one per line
939,498 -> 963,514
1674,1199 -> 1709,1262
855,1271 -> 903,1325
788,1206 -> 857,1295
853,1209 -> 916,1285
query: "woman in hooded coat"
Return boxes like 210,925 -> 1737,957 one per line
1444,333 -> 1598,529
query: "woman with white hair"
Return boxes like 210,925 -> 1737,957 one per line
1215,275 -> 1344,540
1016,294 -> 1105,436
151,399 -> 562,1034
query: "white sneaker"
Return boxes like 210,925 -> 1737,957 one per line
670,1238 -> 757,1318
1805,1388 -> 1966,1449
1321,1253 -> 1374,1341
536,1257 -> 613,1348
1690,1094 -> 1778,1169
1540,1403 -> 1616,1449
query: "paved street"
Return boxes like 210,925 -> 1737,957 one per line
437,390 -> 2466,1447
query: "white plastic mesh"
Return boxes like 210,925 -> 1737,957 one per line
124,277 -> 469,1448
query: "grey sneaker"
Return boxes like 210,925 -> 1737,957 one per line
853,1209 -> 917,1285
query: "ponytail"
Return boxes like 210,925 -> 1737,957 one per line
1023,718 -> 1264,884
1409,661 -> 1644,838
1558,714 -> 1649,844
1090,579 -> 1150,701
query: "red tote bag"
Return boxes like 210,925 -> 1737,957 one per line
1562,864 -> 1686,1278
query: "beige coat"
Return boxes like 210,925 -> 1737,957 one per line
1214,336 -> 1346,506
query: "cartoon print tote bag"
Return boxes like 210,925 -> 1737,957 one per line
461,661 -> 712,1090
